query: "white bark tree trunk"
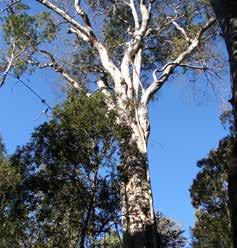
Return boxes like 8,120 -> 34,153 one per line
118,105 -> 158,248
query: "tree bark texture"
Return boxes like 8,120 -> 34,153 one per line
212,1 -> 237,247
119,123 -> 158,248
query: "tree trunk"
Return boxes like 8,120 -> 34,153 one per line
119,130 -> 158,248
212,1 -> 237,247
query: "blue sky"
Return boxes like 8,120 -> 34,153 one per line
0,0 -> 231,243
148,77 -> 229,239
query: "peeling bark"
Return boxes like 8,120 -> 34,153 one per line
120,128 -> 157,248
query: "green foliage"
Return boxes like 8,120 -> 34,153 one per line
0,139 -> 26,248
190,136 -> 233,248
0,91 -> 123,247
1,2 -> 58,78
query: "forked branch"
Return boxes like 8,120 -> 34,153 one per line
141,17 -> 216,106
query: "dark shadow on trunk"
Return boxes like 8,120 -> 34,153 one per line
211,1 -> 237,247
229,140 -> 237,248
123,223 -> 161,248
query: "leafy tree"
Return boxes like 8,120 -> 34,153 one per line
0,92 -> 123,247
190,136 -> 233,248
0,1 -> 220,246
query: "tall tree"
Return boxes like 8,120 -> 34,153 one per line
210,1 -> 237,246
190,136 -> 233,248
0,1 -> 218,246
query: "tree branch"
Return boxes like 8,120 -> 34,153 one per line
0,0 -> 20,13
0,45 -> 15,87
121,0 -> 152,97
36,0 -> 91,38
155,62 -> 208,73
39,50 -> 82,90
36,0 -> 125,95
74,0 -> 92,30
141,17 -> 216,106
172,19 -> 192,43
129,0 -> 140,31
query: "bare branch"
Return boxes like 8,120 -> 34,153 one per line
36,1 -> 125,95
145,14 -> 185,37
129,0 -> 140,31
121,0 -> 152,97
139,0 -> 152,35
7,72 -> 53,111
132,49 -> 144,97
0,46 -> 15,87
68,27 -> 90,42
93,41 -> 125,95
96,79 -> 113,95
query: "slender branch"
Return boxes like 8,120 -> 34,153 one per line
172,19 -> 192,42
129,0 -> 140,31
0,45 -> 15,87
155,62 -> 208,73
0,0 -> 20,13
7,73 -> 53,111
145,14 -> 185,37
39,50 -> 82,90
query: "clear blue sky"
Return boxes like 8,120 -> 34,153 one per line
148,76 -> 229,240
0,1 -> 231,243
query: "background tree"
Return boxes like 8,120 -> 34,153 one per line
210,1 -> 237,246
0,91 -> 124,248
0,137 -> 27,247
0,1 -> 220,247
190,136 -> 233,248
